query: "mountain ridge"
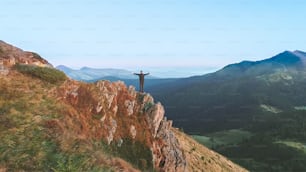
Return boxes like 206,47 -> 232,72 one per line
221,50 -> 306,74
149,49 -> 306,132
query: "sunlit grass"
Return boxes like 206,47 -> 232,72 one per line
192,129 -> 253,148
275,141 -> 306,154
0,74 -> 112,171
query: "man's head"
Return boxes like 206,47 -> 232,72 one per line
140,70 -> 143,74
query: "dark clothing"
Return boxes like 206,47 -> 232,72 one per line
134,72 -> 149,93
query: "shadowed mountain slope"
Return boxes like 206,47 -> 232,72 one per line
149,50 -> 306,133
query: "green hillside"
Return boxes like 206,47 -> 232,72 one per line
149,50 -> 306,171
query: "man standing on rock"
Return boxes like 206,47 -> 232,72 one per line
134,70 -> 149,93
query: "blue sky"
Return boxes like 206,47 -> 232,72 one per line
1,0 -> 306,77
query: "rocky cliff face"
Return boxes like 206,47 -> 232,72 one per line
52,79 -> 186,171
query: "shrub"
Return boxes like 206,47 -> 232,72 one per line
15,64 -> 67,84
31,52 -> 46,62
143,102 -> 154,112
51,154 -> 91,172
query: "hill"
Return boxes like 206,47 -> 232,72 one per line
0,40 -> 246,171
149,50 -> 306,132
148,50 -> 306,171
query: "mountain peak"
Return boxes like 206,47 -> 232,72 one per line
56,65 -> 72,70
265,50 -> 306,67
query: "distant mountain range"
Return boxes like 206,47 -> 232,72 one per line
56,65 -> 180,92
56,65 -> 158,81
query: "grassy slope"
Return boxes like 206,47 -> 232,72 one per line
192,129 -> 252,149
0,71 -> 139,171
172,128 -> 248,172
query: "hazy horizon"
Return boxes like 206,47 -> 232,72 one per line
57,64 -> 219,78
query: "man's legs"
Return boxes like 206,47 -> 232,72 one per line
140,79 -> 144,92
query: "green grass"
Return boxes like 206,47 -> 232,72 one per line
0,106 -> 55,170
0,76 -> 111,171
275,141 -> 306,154
192,129 -> 252,149
14,64 -> 67,84
294,106 -> 306,111
192,135 -> 212,147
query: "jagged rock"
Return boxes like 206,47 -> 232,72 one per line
130,125 -> 137,139
106,94 -> 115,109
0,64 -> 9,75
112,105 -> 118,114
155,119 -> 186,172
146,103 -> 165,138
148,114 -> 187,172
142,94 -> 154,105
100,115 -> 106,122
125,100 -> 135,116
117,138 -> 123,147
128,85 -> 137,98
107,116 -> 117,144
96,102 -> 103,113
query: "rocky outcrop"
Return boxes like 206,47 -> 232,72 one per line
0,62 -> 9,75
52,76 -> 248,171
151,118 -> 186,172
144,102 -> 186,171
53,79 -> 187,171
146,103 -> 165,138
130,125 -> 137,139
0,40 -> 52,68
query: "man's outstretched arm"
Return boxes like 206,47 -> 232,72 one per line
144,73 -> 150,75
